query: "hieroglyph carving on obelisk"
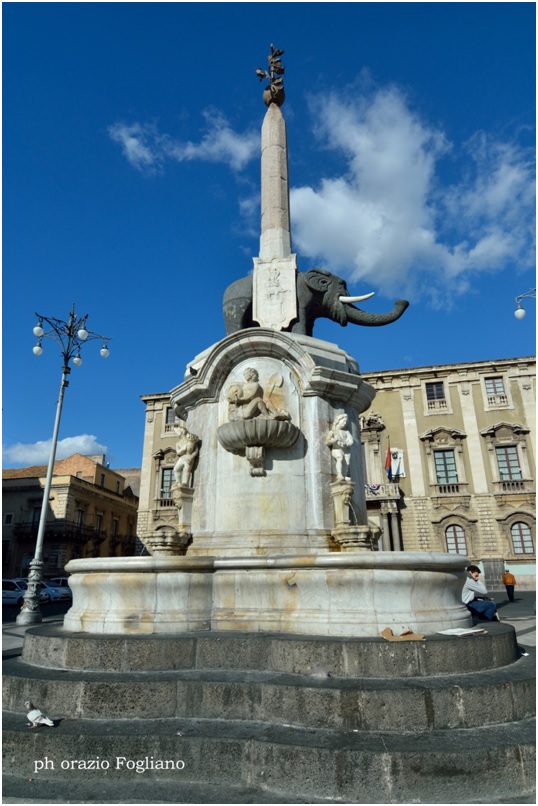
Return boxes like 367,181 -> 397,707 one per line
252,45 -> 298,331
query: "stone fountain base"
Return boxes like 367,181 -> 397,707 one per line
63,552 -> 472,636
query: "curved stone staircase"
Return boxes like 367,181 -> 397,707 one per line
3,624 -> 535,803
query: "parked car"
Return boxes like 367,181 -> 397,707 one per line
49,577 -> 72,590
41,581 -> 72,602
13,579 -> 71,603
2,579 -> 48,606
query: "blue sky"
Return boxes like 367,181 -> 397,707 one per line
3,2 -> 536,470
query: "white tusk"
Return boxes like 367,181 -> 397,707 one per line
339,292 -> 376,304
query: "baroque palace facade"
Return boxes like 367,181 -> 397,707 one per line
360,355 -> 535,588
137,354 -> 535,589
2,454 -> 139,578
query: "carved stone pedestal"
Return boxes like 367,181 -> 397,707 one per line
332,524 -> 381,551
143,526 -> 191,557
144,485 -> 194,557
330,478 -> 357,525
329,479 -> 381,550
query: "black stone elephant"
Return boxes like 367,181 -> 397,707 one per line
223,268 -> 409,337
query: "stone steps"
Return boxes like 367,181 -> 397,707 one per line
2,711 -> 536,803
2,651 -> 535,731
3,624 -> 535,803
19,622 -> 520,675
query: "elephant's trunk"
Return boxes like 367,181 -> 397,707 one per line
344,299 -> 409,326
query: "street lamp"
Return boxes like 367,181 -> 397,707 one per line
514,288 -> 536,320
16,304 -> 111,625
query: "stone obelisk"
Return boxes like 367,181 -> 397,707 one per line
252,46 -> 298,330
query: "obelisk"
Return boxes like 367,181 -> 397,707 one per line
252,45 -> 298,330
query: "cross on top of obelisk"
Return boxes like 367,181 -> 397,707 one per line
255,44 -> 286,107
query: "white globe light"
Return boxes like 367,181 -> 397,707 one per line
73,355 -> 83,367
77,327 -> 89,340
33,324 -> 44,337
514,306 -> 526,320
33,344 -> 43,356
100,346 -> 110,358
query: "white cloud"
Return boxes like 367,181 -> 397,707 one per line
108,122 -> 160,173
3,435 -> 108,467
109,111 -> 258,175
289,85 -> 535,303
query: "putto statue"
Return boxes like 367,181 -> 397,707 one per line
227,367 -> 290,421
172,425 -> 200,487
325,413 -> 354,481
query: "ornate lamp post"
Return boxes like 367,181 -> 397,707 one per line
16,304 -> 110,625
514,288 -> 536,319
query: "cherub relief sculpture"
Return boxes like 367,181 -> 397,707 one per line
325,413 -> 354,481
218,367 -> 299,476
172,425 -> 200,487
227,367 -> 290,422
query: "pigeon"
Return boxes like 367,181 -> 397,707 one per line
25,701 -> 55,729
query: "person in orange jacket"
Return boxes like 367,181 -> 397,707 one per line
501,569 -> 516,602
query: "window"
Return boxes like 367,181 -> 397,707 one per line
31,507 -> 41,525
485,377 -> 508,406
161,468 -> 174,499
434,450 -> 458,484
76,509 -> 85,527
426,382 -> 445,401
446,525 -> 467,554
495,446 -> 522,481
100,473 -> 106,487
164,407 -> 180,433
511,523 -> 534,554
4,513 -> 14,525
425,381 -> 447,411
111,518 -> 119,537
95,513 -> 103,535
165,407 -> 177,424
115,480 -> 120,494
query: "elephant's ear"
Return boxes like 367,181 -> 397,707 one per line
304,268 -> 332,292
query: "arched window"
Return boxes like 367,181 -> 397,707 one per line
446,525 -> 467,554
511,523 -> 534,554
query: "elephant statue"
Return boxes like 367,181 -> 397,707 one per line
223,268 -> 409,337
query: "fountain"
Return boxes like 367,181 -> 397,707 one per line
3,46 -> 534,804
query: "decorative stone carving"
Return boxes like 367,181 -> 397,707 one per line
360,411 -> 385,431
172,425 -> 200,487
218,367 -> 300,476
227,367 -> 290,421
253,256 -> 298,330
331,524 -> 381,551
143,523 -> 191,556
325,413 -> 354,481
329,479 -> 381,551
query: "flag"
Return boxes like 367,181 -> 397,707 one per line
385,444 -> 392,481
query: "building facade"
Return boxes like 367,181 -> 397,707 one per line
2,454 -> 139,578
137,355 -> 535,589
361,356 -> 535,588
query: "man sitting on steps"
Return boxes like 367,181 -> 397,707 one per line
462,565 -> 500,621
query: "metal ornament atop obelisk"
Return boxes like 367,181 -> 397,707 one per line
252,45 -> 298,331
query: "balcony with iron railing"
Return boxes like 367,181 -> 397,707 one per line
12,519 -> 107,543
